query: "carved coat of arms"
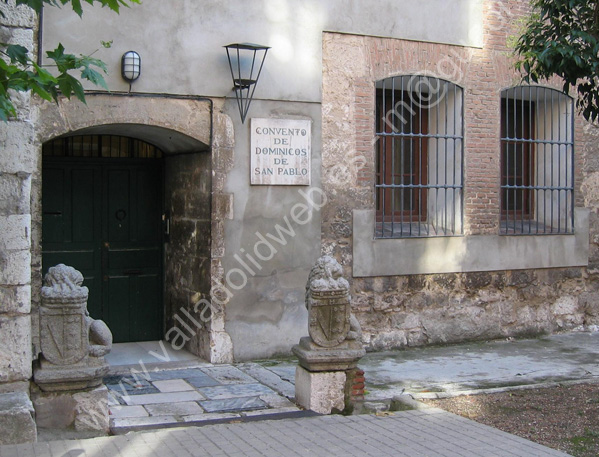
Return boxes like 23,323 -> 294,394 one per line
306,256 -> 351,348
40,264 -> 90,366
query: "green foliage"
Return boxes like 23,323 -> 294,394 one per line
0,0 -> 138,121
514,0 -> 599,123
14,0 -> 139,17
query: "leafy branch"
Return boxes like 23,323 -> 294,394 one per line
0,0 -> 139,121
514,0 -> 599,123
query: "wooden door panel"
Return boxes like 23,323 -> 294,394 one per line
43,158 -> 163,343
105,275 -> 131,342
42,162 -> 102,319
104,163 -> 162,343
130,274 -> 162,341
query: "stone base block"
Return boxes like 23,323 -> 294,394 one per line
33,356 -> 109,392
32,385 -> 109,433
0,392 -> 37,444
295,366 -> 345,414
292,337 -> 366,371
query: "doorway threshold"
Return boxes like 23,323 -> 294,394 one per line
106,341 -> 210,375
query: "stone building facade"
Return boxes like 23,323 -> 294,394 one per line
1,0 -> 598,441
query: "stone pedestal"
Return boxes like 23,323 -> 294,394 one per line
293,337 -> 365,372
34,357 -> 108,392
295,366 -> 346,414
293,256 -> 366,414
32,385 -> 109,433
31,265 -> 113,433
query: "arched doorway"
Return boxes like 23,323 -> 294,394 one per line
34,94 -> 234,363
42,134 -> 164,342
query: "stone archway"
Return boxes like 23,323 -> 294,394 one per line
34,94 -> 235,363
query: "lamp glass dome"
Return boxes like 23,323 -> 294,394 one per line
121,51 -> 141,82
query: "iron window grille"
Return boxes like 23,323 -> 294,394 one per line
43,135 -> 163,159
375,75 -> 464,238
500,86 -> 574,235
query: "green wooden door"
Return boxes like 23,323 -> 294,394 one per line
42,158 -> 163,343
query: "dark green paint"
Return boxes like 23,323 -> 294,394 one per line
42,158 -> 163,343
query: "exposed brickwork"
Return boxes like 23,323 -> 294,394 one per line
322,0 -> 599,351
343,367 -> 365,413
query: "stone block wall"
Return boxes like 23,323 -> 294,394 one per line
0,0 -> 37,391
321,0 -> 599,351
164,151 -> 212,357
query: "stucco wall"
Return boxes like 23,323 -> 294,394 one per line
221,98 -> 321,360
40,0 -> 482,102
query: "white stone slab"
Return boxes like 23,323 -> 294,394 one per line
250,118 -> 311,185
110,415 -> 179,428
259,394 -> 297,409
241,406 -> 301,417
182,412 -> 240,423
152,379 -> 194,393
294,366 -> 346,414
144,401 -> 203,416
109,405 -> 149,418
123,391 -> 204,406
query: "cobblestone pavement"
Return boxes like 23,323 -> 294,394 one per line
0,408 -> 571,457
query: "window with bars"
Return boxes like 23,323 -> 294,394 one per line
375,76 -> 464,238
500,87 -> 574,235
42,135 -> 163,159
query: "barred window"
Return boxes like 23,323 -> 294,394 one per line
43,135 -> 163,159
375,76 -> 464,238
500,87 -> 574,235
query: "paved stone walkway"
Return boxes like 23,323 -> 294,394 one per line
0,408 -> 571,457
3,332 -> 597,455
106,362 -> 300,434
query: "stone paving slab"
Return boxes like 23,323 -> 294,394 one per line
148,368 -> 216,381
237,362 -> 296,398
184,374 -> 221,388
105,363 -> 299,434
107,405 -> 149,418
144,401 -> 204,416
199,396 -> 268,413
0,412 -> 572,456
152,379 -> 195,393
201,366 -> 257,384
122,390 -> 205,406
198,383 -> 275,399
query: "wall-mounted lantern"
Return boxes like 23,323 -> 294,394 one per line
121,51 -> 141,84
224,43 -> 270,123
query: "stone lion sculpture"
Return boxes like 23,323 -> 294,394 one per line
305,255 -> 362,342
43,264 -> 113,357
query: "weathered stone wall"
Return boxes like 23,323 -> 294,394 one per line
164,152 -> 212,358
0,0 -> 36,391
321,0 -> 599,351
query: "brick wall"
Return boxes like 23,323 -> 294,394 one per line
321,0 -> 599,350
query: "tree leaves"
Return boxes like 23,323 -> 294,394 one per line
1,0 -> 138,121
14,0 -> 140,17
514,0 -> 599,123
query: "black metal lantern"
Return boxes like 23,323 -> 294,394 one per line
121,51 -> 141,83
224,43 -> 270,123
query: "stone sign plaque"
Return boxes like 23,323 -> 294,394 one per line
251,118 -> 311,185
